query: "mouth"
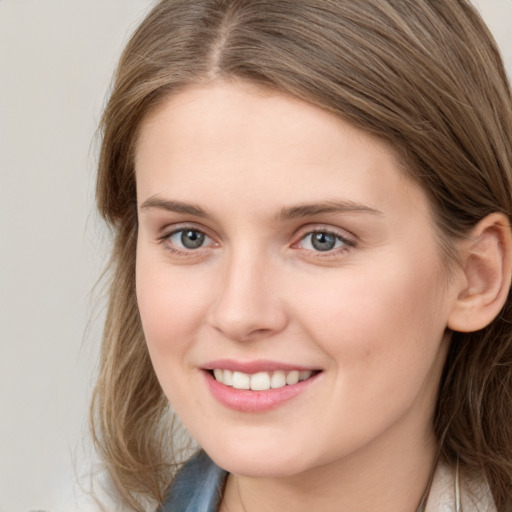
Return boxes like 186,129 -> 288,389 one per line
202,360 -> 323,412
208,368 -> 320,391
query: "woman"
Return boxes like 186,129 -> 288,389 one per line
91,1 -> 512,510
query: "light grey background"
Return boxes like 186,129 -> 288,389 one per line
0,1 -> 511,511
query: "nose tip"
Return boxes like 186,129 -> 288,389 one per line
211,311 -> 283,342
208,258 -> 288,342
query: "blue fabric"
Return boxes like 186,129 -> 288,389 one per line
159,450 -> 227,512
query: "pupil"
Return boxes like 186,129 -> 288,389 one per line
181,230 -> 205,249
311,232 -> 336,251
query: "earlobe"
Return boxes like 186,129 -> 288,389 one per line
447,213 -> 512,333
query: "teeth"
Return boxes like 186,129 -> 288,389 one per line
232,371 -> 250,389
250,372 -> 271,391
224,369 -> 233,386
271,370 -> 286,389
212,369 -> 315,390
286,370 -> 299,385
299,370 -> 313,381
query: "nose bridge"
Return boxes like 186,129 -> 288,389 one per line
209,244 -> 287,341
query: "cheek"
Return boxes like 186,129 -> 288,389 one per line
297,255 -> 449,390
135,253 -> 211,359
135,255 -> 216,412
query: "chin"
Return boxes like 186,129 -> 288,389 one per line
201,438 -> 315,478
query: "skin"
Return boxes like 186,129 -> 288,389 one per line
135,80 -> 465,512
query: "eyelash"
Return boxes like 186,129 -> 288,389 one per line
158,226 -> 216,255
294,229 -> 356,256
157,225 -> 356,258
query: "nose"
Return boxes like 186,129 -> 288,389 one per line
208,250 -> 288,342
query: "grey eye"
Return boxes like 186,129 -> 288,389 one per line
311,232 -> 337,251
300,231 -> 344,252
170,229 -> 208,249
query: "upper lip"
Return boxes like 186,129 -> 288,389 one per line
202,359 -> 321,374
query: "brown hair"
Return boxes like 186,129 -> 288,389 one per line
91,1 -> 512,510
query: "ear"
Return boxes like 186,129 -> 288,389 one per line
448,212 -> 512,333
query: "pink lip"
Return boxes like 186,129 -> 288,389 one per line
203,359 -> 318,373
202,368 -> 321,413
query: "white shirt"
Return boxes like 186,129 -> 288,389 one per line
425,462 -> 496,512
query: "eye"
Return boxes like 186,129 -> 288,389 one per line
298,230 -> 351,252
166,228 -> 212,250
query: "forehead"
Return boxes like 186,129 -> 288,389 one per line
136,80 -> 393,166
134,80 -> 429,224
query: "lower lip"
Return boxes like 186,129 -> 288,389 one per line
203,370 -> 320,413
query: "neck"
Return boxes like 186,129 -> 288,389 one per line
220,420 -> 438,512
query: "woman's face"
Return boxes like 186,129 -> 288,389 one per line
135,81 -> 460,478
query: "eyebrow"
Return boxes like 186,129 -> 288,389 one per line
139,197 -> 381,220
139,197 -> 207,217
277,201 -> 382,220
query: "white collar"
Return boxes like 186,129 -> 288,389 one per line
425,461 -> 496,512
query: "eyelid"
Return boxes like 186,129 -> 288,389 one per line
292,224 -> 357,254
158,221 -> 214,239
155,221 -> 356,258
293,223 -> 356,243
158,223 -> 219,254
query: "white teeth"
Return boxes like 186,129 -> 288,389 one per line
299,370 -> 313,381
224,369 -> 233,386
212,369 -> 315,390
250,372 -> 271,391
271,371 -> 286,389
286,370 -> 300,385
232,371 -> 250,389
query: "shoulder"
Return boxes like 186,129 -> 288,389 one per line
159,450 -> 227,512
425,462 -> 496,512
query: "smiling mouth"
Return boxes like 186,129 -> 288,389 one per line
208,369 -> 320,391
